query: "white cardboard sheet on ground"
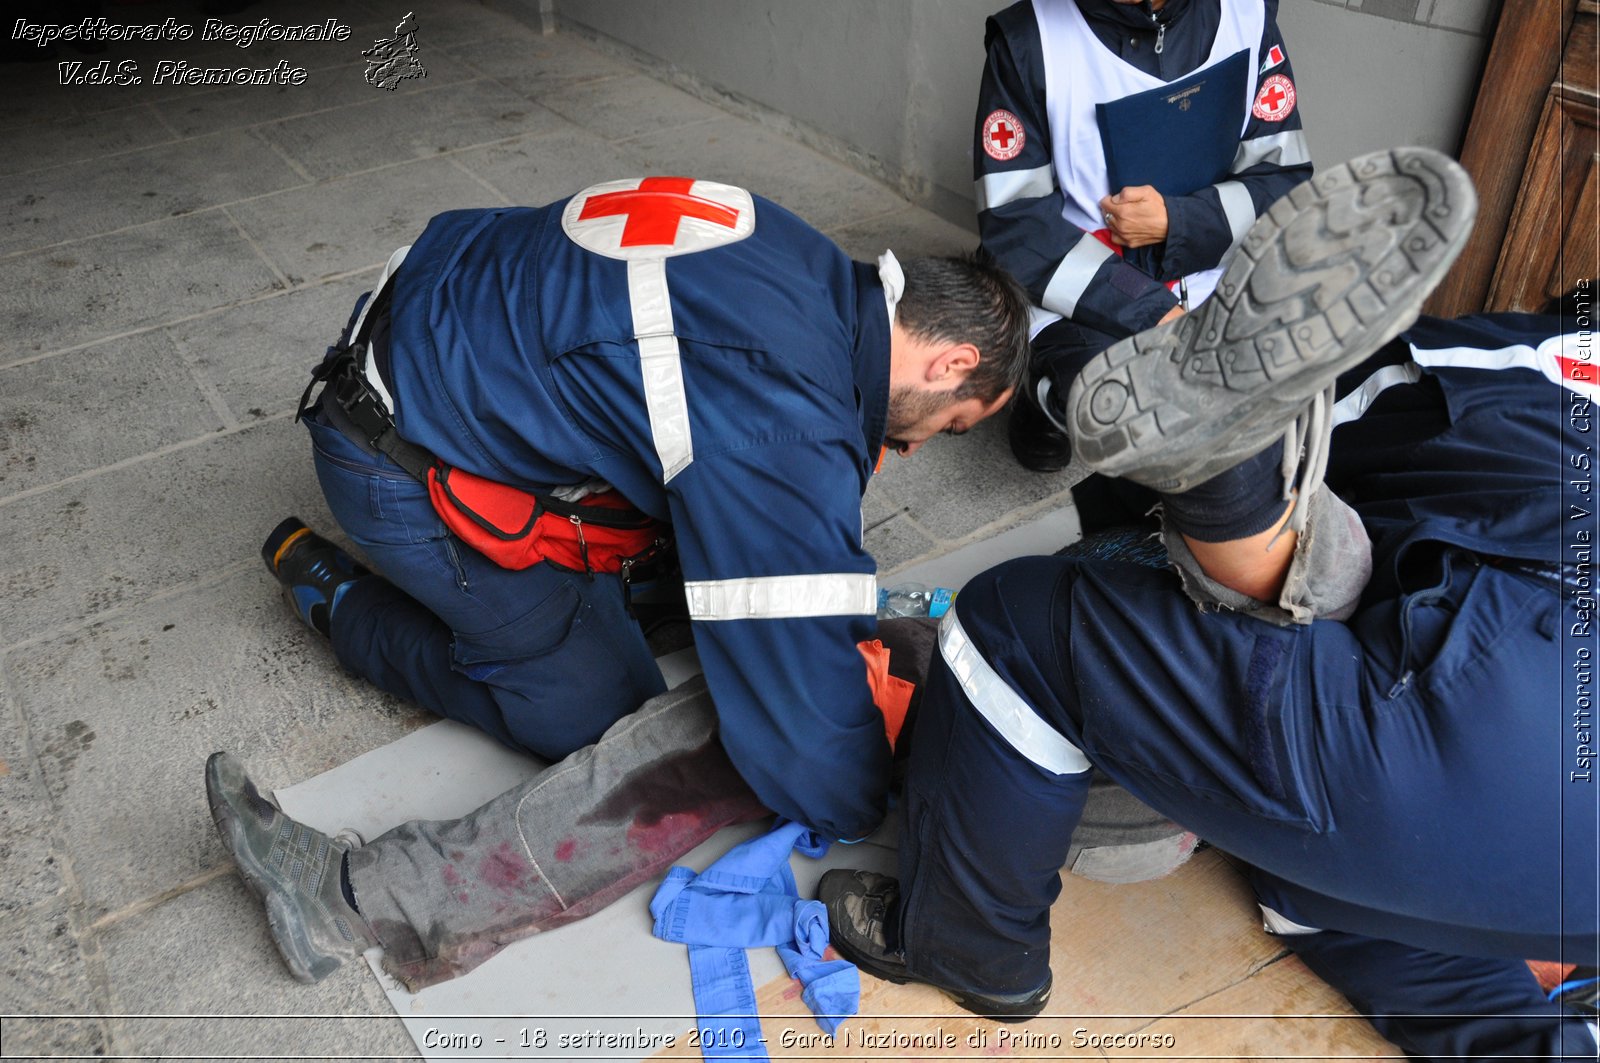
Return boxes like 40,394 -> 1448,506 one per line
276,506 -> 1078,1061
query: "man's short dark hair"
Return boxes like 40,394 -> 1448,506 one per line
896,252 -> 1031,404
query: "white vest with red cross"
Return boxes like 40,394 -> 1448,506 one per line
1033,0 -> 1262,308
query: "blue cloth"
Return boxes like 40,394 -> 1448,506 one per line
651,821 -> 859,1060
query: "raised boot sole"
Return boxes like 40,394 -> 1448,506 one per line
1067,146 -> 1477,493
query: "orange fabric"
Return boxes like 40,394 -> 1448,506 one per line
1527,960 -> 1576,993
857,639 -> 915,751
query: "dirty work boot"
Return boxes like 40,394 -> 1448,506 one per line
205,752 -> 378,983
1067,146 -> 1476,495
261,516 -> 369,637
817,869 -> 1052,1022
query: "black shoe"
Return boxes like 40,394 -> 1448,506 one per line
262,517 -> 370,637
817,869 -> 1052,1022
1007,376 -> 1073,473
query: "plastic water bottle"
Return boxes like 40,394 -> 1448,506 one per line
876,582 -> 956,619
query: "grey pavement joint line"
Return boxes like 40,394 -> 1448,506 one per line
162,307 -> 243,432
879,486 -> 1081,578
0,406 -> 293,510
606,113 -> 727,147
222,203 -> 293,293
141,99 -> 184,142
820,203 -> 932,240
7,60 -> 450,183
1,558 -> 256,657
256,128 -> 316,185
0,656 -> 118,1047
0,112 -> 575,264
0,267 -> 383,372
444,156 -> 514,208
88,864 -> 236,935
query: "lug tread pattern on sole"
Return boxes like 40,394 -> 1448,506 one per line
1067,147 -> 1476,490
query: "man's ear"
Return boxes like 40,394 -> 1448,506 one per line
929,342 -> 981,382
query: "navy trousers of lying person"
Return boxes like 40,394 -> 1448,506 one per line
303,405 -> 667,761
891,322 -> 1599,1059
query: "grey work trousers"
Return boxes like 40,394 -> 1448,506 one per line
345,618 -> 1189,990
347,677 -> 768,990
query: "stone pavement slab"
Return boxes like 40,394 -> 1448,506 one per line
0,897 -> 107,1059
0,210 -> 284,361
255,78 -> 568,181
0,128 -> 306,256
0,417 -> 334,647
445,31 -> 636,99
12,567 -> 428,918
871,417 -> 1078,543
0,103 -> 176,177
164,274 -> 379,422
536,73 -> 728,144
618,115 -> 911,232
0,330 -> 224,497
0,711 -> 67,917
149,52 -> 479,142
99,875 -> 416,1059
450,126 -> 645,207
226,156 -> 498,284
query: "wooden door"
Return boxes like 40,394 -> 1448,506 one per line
1427,0 -> 1599,316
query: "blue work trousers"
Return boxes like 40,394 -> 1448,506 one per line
305,409 -> 667,761
895,357 -> 1598,1059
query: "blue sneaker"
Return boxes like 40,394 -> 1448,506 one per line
261,517 -> 369,637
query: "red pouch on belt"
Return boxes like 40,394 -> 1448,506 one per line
426,464 -> 665,574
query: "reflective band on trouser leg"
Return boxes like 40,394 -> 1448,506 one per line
685,573 -> 878,620
651,821 -> 860,1061
938,607 -> 1091,775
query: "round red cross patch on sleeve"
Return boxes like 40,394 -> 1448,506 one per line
1252,75 -> 1296,122
982,109 -> 1025,161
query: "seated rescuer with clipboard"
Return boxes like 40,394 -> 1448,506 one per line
976,0 -> 1312,504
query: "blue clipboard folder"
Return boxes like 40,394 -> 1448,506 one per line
1095,47 -> 1250,200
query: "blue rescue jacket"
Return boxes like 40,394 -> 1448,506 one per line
381,184 -> 895,839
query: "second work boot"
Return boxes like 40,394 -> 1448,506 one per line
206,752 -> 378,983
818,869 -> 1052,1022
1067,146 -> 1476,494
262,517 -> 370,637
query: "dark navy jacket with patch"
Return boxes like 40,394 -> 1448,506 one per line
976,0 -> 1312,339
380,194 -> 895,840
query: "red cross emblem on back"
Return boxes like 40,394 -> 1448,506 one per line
562,177 -> 756,260
577,176 -> 741,247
